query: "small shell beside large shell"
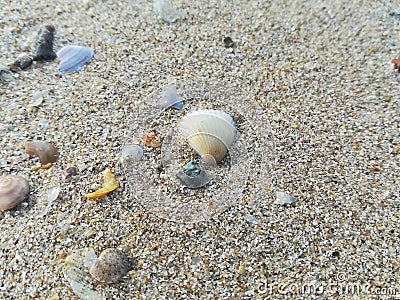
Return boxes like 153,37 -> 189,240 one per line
0,175 -> 30,210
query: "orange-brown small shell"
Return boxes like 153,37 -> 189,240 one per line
141,130 -> 162,148
392,58 -> 400,71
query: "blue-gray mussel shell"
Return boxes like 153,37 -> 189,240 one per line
56,46 -> 94,74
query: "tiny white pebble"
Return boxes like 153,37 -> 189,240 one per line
245,214 -> 260,225
276,191 -> 295,205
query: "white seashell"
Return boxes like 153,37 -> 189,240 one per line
56,46 -> 94,74
28,91 -> 45,108
65,250 -> 101,300
179,109 -> 236,164
46,186 -> 60,202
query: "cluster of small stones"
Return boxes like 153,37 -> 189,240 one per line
0,0 -> 399,299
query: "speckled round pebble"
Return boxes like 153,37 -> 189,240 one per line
89,248 -> 131,284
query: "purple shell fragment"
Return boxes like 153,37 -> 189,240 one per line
56,46 -> 94,74
158,85 -> 183,110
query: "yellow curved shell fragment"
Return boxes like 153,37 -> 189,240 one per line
32,162 -> 53,171
85,168 -> 119,199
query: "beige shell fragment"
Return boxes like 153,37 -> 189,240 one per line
64,250 -> 101,300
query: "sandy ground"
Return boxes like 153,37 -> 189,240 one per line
1,0 -> 400,299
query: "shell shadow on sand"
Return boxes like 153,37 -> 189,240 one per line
122,79 -> 274,224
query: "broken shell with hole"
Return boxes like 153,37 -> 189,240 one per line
179,109 -> 236,164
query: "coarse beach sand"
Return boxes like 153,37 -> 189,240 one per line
1,0 -> 400,298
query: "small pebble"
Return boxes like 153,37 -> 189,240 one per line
62,166 -> 78,181
223,36 -> 235,48
121,144 -> 143,162
33,24 -> 56,61
25,140 -> 59,165
176,161 -> 210,188
9,55 -> 33,71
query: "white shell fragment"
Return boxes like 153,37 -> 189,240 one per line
46,186 -> 60,202
36,186 -> 61,218
56,45 -> 94,74
64,250 -> 101,300
84,248 -> 98,269
28,91 -> 44,108
158,85 -> 183,110
245,214 -> 261,225
276,191 -> 296,205
89,248 -> 131,284
153,0 -> 181,23
179,109 -> 236,164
